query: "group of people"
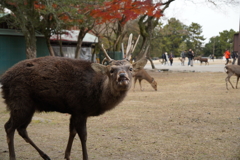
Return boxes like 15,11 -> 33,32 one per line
161,49 -> 195,66
161,49 -> 238,66
161,52 -> 174,66
224,49 -> 238,65
180,49 -> 195,66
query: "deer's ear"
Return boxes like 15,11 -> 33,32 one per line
91,63 -> 108,74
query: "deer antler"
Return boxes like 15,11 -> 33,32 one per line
100,44 -> 112,62
131,35 -> 140,54
125,33 -> 133,58
126,34 -> 140,60
132,45 -> 150,71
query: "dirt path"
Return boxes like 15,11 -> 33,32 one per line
1,71 -> 240,160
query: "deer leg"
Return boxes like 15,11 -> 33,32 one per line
65,116 -> 77,160
4,118 -> 16,160
133,77 -> 137,91
139,79 -> 144,91
74,116 -> 88,160
225,76 -> 229,90
16,109 -> 50,160
236,76 -> 240,89
17,124 -> 51,160
5,108 -> 50,160
228,77 -> 235,89
226,74 -> 234,89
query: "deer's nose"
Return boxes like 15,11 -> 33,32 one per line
119,73 -> 126,77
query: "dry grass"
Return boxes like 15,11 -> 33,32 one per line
1,71 -> 240,160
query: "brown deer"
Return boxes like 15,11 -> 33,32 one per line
179,57 -> 185,66
199,57 -> 209,65
133,69 -> 157,91
1,49 -> 135,160
225,65 -> 240,90
194,56 -> 200,61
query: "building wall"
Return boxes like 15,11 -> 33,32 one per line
0,34 -> 49,75
52,45 -> 94,61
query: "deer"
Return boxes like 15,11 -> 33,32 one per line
225,65 -> 240,90
194,56 -> 200,61
199,57 -> 209,65
133,69 -> 157,91
0,41 -> 145,160
178,58 -> 184,66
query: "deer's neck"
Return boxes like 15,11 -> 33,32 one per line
144,74 -> 154,84
100,77 -> 129,111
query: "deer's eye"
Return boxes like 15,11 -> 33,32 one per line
129,68 -> 133,71
110,69 -> 114,74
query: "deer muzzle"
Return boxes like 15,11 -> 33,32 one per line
117,73 -> 130,86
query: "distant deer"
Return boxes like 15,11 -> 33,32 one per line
133,69 -> 157,91
1,44 -> 140,160
225,65 -> 240,90
199,57 -> 209,65
179,58 -> 185,66
194,56 -> 200,61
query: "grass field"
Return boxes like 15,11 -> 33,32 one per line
1,71 -> 240,160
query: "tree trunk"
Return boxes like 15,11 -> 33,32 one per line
137,15 -> 160,69
46,38 -> 55,56
114,22 -> 124,51
148,57 -> 155,69
137,15 -> 150,60
75,28 -> 87,59
24,26 -> 37,59
57,35 -> 64,57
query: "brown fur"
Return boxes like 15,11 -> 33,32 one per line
225,65 -> 240,90
199,58 -> 209,65
194,56 -> 200,61
133,69 -> 157,91
1,56 -> 133,160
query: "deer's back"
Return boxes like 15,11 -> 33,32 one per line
199,58 -> 208,62
226,65 -> 240,76
134,69 -> 148,80
1,56 -> 107,115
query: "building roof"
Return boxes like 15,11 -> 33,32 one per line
50,30 -> 98,43
0,28 -> 44,37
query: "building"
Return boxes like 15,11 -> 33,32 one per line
50,30 -> 98,61
0,14 -> 98,74
0,28 -> 49,75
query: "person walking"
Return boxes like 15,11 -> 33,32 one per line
187,49 -> 194,67
211,54 -> 215,61
191,50 -> 195,66
169,52 -> 174,66
165,52 -> 169,65
224,49 -> 231,65
231,51 -> 238,65
162,52 -> 168,65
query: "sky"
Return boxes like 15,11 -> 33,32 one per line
162,0 -> 240,44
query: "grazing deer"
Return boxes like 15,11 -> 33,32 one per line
133,69 -> 157,91
225,65 -> 240,90
1,45 -> 137,160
